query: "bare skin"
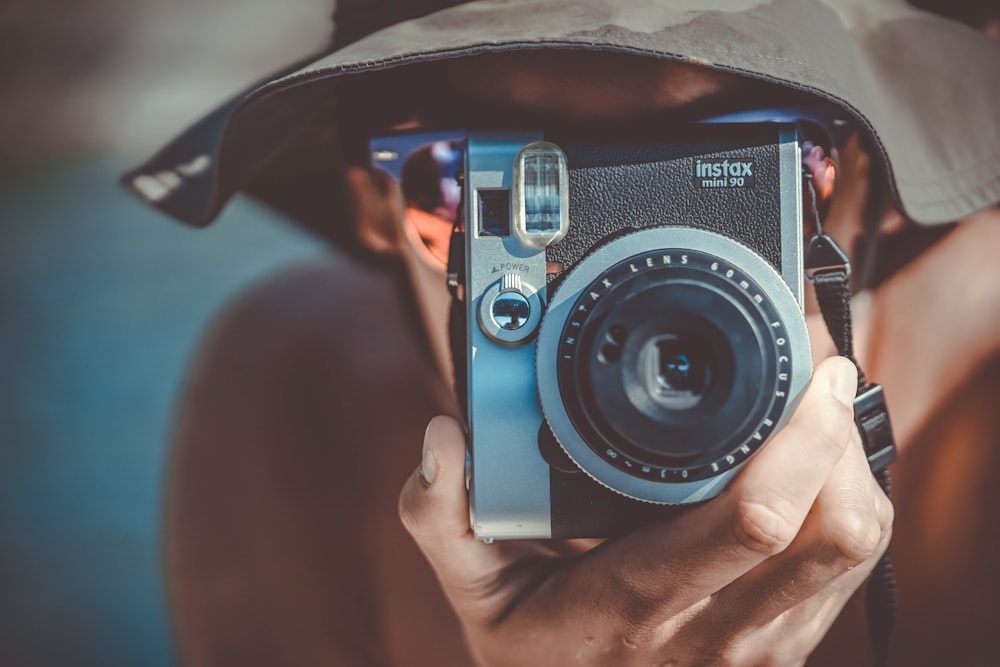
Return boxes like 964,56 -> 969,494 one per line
164,52 -> 1000,666
401,359 -> 891,666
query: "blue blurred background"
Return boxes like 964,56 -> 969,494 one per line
0,1 -> 331,664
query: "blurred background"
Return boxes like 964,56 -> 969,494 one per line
1,2 -> 997,666
0,1 -> 332,664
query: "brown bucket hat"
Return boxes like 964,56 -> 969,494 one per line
123,0 -> 1000,231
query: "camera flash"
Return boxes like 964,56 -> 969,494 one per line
514,142 -> 570,247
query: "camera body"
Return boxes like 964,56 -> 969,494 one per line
463,124 -> 812,540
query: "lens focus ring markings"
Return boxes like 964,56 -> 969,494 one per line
555,249 -> 792,482
534,225 -> 813,507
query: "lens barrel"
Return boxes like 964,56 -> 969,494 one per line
538,227 -> 808,503
561,255 -> 778,475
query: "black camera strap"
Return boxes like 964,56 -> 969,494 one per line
804,176 -> 897,667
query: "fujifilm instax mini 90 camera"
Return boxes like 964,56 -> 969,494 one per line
461,124 -> 812,541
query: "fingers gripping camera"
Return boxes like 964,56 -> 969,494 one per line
463,126 -> 812,541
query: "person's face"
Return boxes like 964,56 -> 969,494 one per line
440,50 -> 753,123
359,50 -> 865,343
438,50 -> 843,217
387,50 -> 846,229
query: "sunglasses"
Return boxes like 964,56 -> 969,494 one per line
696,104 -> 857,151
368,104 -> 855,259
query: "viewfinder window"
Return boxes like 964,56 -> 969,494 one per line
478,188 -> 511,237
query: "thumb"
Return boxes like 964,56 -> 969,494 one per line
398,416 -> 509,617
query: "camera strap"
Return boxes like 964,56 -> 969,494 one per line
804,176 -> 897,667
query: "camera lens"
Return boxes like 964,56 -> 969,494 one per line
642,333 -> 713,409
659,342 -> 698,390
583,292 -> 750,463
554,249 -> 781,476
538,229 -> 809,503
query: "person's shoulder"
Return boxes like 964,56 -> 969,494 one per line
178,249 -> 456,427
162,254 -> 442,665
204,252 -> 401,337
189,251 -> 427,378
166,250 -> 450,500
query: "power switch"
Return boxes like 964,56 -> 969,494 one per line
491,274 -> 531,330
477,274 -> 543,346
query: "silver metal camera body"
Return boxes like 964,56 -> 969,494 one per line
463,125 -> 812,541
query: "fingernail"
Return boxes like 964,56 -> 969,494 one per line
830,358 -> 858,408
421,430 -> 439,486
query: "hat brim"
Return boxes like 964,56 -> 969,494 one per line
123,0 -> 1000,228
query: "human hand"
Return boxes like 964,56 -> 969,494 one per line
398,357 -> 893,666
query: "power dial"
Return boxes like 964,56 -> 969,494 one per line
478,273 -> 543,345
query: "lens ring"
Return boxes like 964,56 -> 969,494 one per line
571,273 -> 773,468
536,227 -> 811,505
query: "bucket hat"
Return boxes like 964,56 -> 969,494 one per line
123,0 -> 1000,232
